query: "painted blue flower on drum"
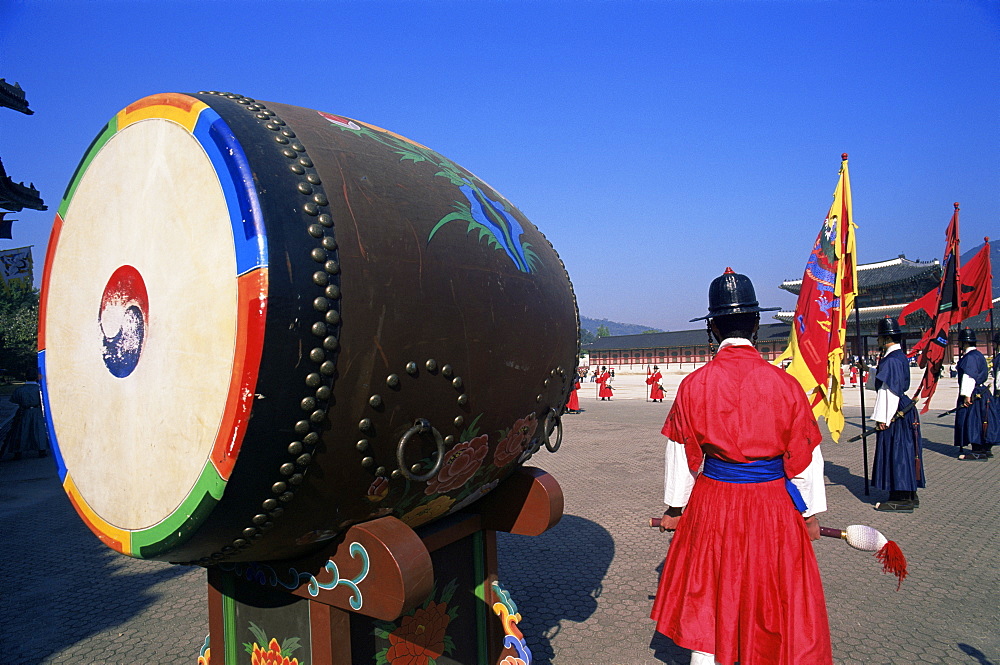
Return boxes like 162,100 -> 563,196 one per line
427,180 -> 535,273
99,265 -> 147,378
318,111 -> 540,273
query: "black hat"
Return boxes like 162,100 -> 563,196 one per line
690,268 -> 780,322
653,365 -> 659,370
959,328 -> 977,345
993,332 -> 1000,346
876,316 -> 901,337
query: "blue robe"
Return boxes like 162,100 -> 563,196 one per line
988,354 -> 1000,446
954,349 -> 991,449
3,383 -> 49,455
872,349 -> 924,492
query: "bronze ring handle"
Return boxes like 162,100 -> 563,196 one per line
397,418 -> 446,481
542,409 -> 563,452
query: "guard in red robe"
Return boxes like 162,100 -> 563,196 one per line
651,268 -> 832,665
565,374 -> 581,413
597,366 -> 613,400
646,366 -> 666,402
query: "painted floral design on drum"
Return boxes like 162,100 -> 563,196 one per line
318,111 -> 539,273
374,579 -> 459,665
367,476 -> 390,502
447,479 -> 499,515
493,413 -> 538,468
386,411 -> 541,529
400,495 -> 455,529
424,435 -> 489,495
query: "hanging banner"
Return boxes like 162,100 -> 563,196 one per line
0,246 -> 33,293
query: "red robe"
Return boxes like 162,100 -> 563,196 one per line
650,344 -> 831,665
597,371 -> 613,398
646,371 -> 665,400
566,378 -> 581,411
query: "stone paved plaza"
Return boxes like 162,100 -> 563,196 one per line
1,377 -> 997,664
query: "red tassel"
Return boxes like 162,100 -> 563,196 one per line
875,540 -> 908,590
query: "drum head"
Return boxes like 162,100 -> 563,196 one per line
39,94 -> 267,556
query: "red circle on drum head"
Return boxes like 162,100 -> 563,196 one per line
100,265 -> 149,378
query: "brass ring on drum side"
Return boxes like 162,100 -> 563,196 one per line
542,409 -> 563,453
396,418 -> 446,482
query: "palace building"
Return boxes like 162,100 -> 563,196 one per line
778,255 -> 941,355
583,252 -> 999,369
0,78 -> 45,239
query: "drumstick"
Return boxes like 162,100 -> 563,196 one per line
648,517 -> 907,589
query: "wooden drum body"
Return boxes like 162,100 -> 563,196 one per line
39,92 -> 578,564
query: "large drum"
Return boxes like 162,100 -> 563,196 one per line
39,91 -> 578,564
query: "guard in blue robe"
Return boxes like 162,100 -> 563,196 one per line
954,328 -> 993,460
870,317 -> 923,511
2,376 -> 49,460
986,332 -> 1000,450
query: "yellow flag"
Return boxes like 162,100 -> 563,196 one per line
775,155 -> 857,440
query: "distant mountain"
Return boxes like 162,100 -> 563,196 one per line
580,316 -> 663,337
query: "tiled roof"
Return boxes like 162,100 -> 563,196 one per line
780,256 -> 940,294
0,157 -> 46,212
775,298 -> 1000,332
0,79 -> 32,115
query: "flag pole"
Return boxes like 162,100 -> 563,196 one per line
855,309 -> 870,495
987,238 -> 995,364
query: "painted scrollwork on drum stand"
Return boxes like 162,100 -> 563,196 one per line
221,540 -> 370,610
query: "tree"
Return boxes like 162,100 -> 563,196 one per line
580,328 -> 596,345
596,324 -> 611,338
0,283 -> 39,379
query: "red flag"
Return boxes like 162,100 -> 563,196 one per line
914,203 -> 962,412
958,239 -> 993,321
898,287 -> 938,326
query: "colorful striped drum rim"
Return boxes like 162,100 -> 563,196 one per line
38,93 -> 268,558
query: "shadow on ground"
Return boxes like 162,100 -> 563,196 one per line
497,515 -> 613,664
959,643 -> 997,665
824,460 -> 878,505
0,462 -> 198,663
649,631 -> 694,664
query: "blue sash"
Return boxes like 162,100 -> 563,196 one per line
702,457 -> 808,513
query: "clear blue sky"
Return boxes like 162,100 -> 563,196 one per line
2,0 -> 997,331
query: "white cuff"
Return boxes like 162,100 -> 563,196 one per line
790,446 -> 826,518
664,438 -> 696,507
870,386 -> 898,424
960,374 -> 977,397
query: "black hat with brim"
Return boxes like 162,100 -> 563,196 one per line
690,268 -> 781,322
877,316 -> 902,337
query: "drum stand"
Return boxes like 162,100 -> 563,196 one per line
205,466 -> 562,664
